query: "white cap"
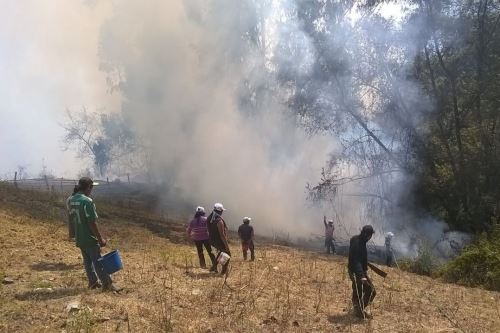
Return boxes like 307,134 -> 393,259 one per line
213,203 -> 225,212
243,217 -> 252,222
328,220 -> 334,224
386,232 -> 394,238
196,206 -> 205,214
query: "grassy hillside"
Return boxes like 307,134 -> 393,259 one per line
0,184 -> 499,332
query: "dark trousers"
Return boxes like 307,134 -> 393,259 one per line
241,240 -> 255,261
325,237 -> 335,254
350,272 -> 376,316
194,240 -> 216,268
80,245 -> 112,288
386,251 -> 393,267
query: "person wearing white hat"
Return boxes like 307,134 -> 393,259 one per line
238,217 -> 255,261
323,216 -> 336,254
385,232 -> 394,267
186,206 -> 216,269
206,203 -> 231,274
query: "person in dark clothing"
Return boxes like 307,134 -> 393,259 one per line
238,217 -> 255,261
186,206 -> 216,269
323,216 -> 335,254
206,203 -> 231,274
385,232 -> 394,267
348,225 -> 376,319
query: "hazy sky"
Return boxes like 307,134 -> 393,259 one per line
0,0 -> 121,179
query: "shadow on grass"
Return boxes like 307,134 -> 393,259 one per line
327,313 -> 362,327
15,287 -> 86,301
184,271 -> 219,279
30,262 -> 79,272
172,263 -> 197,271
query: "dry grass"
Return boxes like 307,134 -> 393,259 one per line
0,185 -> 499,332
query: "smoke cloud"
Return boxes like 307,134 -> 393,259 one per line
97,0 -> 336,234
0,0 -> 120,177
1,0 -> 470,254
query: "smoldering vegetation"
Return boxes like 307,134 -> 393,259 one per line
15,0 -> 494,261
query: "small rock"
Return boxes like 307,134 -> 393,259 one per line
48,277 -> 55,281
191,289 -> 201,296
262,316 -> 278,325
66,300 -> 81,313
97,316 -> 110,323
272,266 -> 279,271
292,320 -> 299,327
2,277 -> 14,284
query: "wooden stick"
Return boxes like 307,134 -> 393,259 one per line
367,262 -> 387,278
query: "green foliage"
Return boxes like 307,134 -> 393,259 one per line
439,226 -> 500,291
412,0 -> 500,234
399,244 -> 439,277
67,307 -> 96,333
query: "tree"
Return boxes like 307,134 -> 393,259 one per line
61,108 -> 142,177
410,0 -> 500,232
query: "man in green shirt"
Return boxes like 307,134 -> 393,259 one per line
69,177 -> 120,292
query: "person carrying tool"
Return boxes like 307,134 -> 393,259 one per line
323,216 -> 335,254
385,232 -> 394,267
69,177 -> 120,292
238,217 -> 255,261
348,225 -> 377,319
186,206 -> 216,269
206,203 -> 231,274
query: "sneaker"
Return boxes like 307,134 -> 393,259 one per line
209,266 -> 218,273
89,282 -> 102,289
102,284 -> 122,293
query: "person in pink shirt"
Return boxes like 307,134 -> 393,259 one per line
187,206 -> 216,269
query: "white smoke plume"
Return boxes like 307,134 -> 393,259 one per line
0,0 -> 120,177
97,0 -> 337,234
1,0 -> 470,255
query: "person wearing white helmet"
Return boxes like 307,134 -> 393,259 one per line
323,216 -> 336,254
186,206 -> 216,269
206,203 -> 231,274
238,217 -> 255,261
385,232 -> 394,267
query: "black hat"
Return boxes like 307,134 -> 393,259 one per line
78,177 -> 99,190
361,225 -> 375,235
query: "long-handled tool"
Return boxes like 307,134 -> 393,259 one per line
367,262 -> 387,278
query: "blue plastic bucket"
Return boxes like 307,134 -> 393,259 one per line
98,250 -> 123,274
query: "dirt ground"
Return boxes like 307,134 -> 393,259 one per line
0,185 -> 499,332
